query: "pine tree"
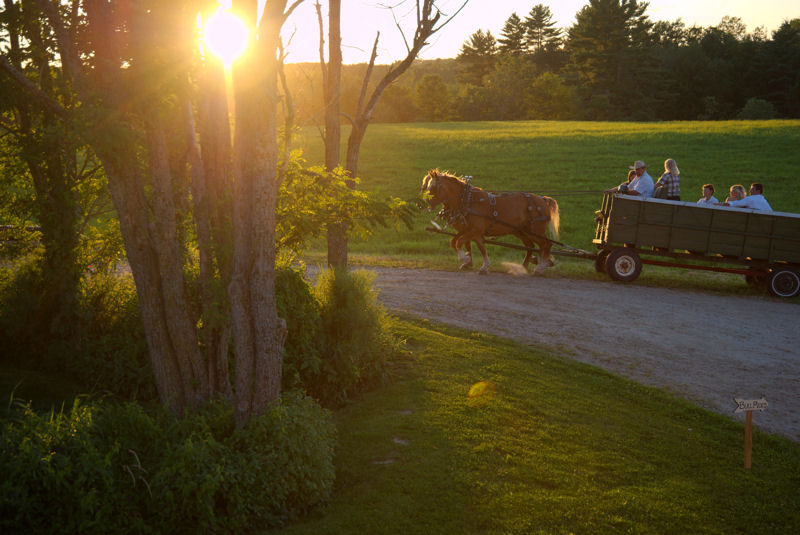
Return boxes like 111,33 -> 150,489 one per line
565,0 -> 654,118
498,13 -> 528,56
524,4 -> 563,53
457,29 -> 497,85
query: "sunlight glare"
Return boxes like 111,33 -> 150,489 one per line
204,8 -> 248,65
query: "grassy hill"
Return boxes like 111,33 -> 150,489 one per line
295,119 -> 800,291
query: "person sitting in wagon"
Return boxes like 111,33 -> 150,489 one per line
697,183 -> 718,205
653,158 -> 681,200
718,183 -> 772,211
606,160 -> 654,197
724,184 -> 746,203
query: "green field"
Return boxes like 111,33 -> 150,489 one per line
275,317 -> 800,535
296,120 -> 800,291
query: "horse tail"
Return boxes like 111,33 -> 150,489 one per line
544,196 -> 560,239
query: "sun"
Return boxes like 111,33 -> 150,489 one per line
203,7 -> 248,65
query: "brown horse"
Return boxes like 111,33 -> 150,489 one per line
421,169 -> 560,274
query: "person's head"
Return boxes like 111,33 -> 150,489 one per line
750,183 -> 764,195
730,184 -> 746,200
664,158 -> 679,175
629,160 -> 646,177
702,184 -> 714,199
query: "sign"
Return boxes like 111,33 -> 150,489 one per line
733,395 -> 768,469
733,397 -> 768,414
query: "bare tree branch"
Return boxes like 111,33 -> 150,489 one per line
315,1 -> 327,88
281,0 -> 305,24
355,33 -> 380,119
0,54 -> 69,119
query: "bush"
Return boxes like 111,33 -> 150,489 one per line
312,268 -> 398,406
0,258 -> 154,402
0,398 -> 118,534
276,267 -> 324,392
0,255 -> 48,359
74,272 -> 154,401
737,97 -> 777,119
276,266 -> 400,407
1,394 -> 335,534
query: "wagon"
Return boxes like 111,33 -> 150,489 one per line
593,192 -> 800,298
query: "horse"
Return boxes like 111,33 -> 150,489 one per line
421,169 -> 560,274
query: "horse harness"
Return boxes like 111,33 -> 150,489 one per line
437,177 -> 549,237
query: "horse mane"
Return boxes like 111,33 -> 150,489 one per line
429,168 -> 483,190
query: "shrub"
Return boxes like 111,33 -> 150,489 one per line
0,255 -> 48,360
0,258 -> 154,402
737,97 -> 777,119
276,267 -> 324,392
312,268 -> 398,406
1,394 -> 335,534
74,272 -> 154,401
0,398 -> 117,534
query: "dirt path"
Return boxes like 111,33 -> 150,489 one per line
360,266 -> 800,442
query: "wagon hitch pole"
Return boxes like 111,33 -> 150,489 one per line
424,226 -> 597,260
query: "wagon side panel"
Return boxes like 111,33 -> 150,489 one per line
708,209 -> 748,257
669,204 -> 713,252
770,213 -> 800,264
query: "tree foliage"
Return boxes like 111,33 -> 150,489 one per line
0,0 -> 297,423
498,13 -> 527,56
456,29 -> 497,85
276,4 -> 800,123
524,4 -> 562,53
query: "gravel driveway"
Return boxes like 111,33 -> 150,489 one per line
360,266 -> 800,442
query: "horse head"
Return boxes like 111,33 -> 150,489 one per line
421,169 -> 457,209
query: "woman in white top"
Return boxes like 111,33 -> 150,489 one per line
697,184 -> 718,205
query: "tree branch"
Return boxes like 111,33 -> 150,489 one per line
281,0 -> 305,25
32,0 -> 82,85
355,33 -> 380,118
0,54 -> 69,119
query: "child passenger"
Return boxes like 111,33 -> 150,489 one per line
697,184 -> 718,205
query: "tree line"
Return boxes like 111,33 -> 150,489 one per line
285,1 -> 800,123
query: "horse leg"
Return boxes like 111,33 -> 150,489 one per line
452,235 -> 473,269
474,237 -> 491,274
533,233 -> 554,275
461,242 -> 473,269
520,235 -> 538,269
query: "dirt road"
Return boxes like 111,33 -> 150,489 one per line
360,266 -> 800,442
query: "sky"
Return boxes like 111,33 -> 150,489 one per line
280,0 -> 800,64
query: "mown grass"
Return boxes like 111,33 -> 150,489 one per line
296,120 -> 800,294
273,315 -> 800,535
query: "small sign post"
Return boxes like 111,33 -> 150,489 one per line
733,396 -> 768,469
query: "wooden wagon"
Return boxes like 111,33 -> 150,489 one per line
593,193 -> 800,298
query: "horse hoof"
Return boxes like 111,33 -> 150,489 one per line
459,262 -> 473,270
534,259 -> 554,275
478,267 -> 489,275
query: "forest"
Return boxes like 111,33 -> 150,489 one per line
284,3 -> 800,123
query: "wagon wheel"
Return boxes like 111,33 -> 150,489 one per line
594,249 -> 610,272
605,248 -> 642,282
767,268 -> 800,298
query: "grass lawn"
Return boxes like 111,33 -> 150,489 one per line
295,119 -> 800,294
274,315 -> 800,534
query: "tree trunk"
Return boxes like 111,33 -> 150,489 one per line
322,0 -> 347,268
230,0 -> 287,426
193,57 -> 234,399
91,133 -> 188,414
